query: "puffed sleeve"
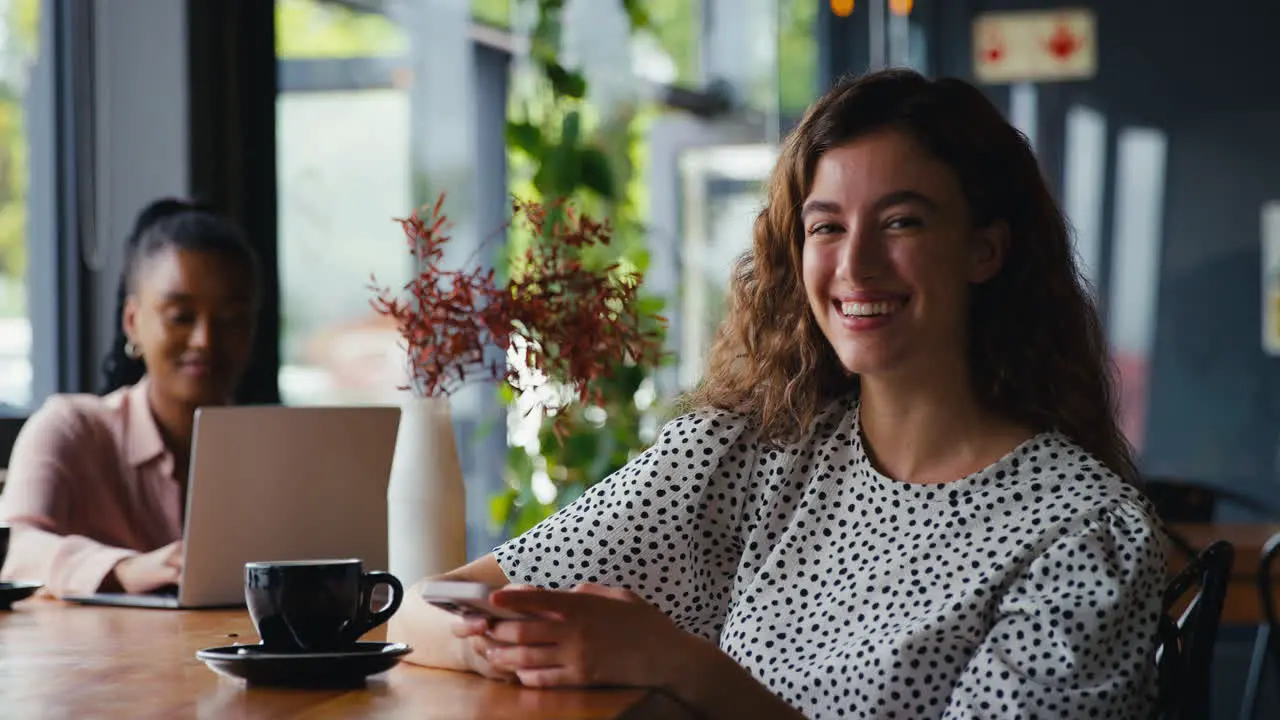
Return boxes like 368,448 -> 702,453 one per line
942,500 -> 1168,718
0,396 -> 138,596
493,409 -> 758,641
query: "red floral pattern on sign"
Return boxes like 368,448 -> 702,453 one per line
981,30 -> 1006,65
1045,21 -> 1085,62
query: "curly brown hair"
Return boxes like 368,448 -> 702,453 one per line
688,69 -> 1136,482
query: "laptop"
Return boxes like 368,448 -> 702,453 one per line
64,405 -> 400,609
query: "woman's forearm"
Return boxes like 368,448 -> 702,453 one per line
2,522 -> 136,597
661,635 -> 805,720
388,562 -> 801,719
387,579 -> 471,670
387,556 -> 512,670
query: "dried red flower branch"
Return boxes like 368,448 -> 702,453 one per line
369,193 -> 666,426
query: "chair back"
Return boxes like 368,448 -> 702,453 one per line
1261,534 -> 1280,635
1156,540 -> 1234,720
1239,533 -> 1280,720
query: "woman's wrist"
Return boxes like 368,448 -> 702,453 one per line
391,581 -> 472,672
656,632 -> 804,720
657,633 -> 714,704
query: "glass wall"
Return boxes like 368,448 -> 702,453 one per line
274,0 -> 818,408
275,0 -> 410,406
272,0 -> 816,549
0,0 -> 40,411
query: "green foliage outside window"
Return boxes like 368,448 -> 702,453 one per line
472,0 -> 513,29
778,0 -> 818,115
275,0 -> 404,58
492,0 -> 673,539
0,0 -> 38,317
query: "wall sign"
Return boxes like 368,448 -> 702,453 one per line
973,8 -> 1097,84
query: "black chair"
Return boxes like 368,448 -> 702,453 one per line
1239,533 -> 1280,720
1156,540 -> 1234,720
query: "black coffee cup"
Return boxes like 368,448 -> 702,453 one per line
244,559 -> 403,653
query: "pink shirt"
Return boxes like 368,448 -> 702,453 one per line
0,379 -> 182,596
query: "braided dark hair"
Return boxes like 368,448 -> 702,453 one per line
99,198 -> 260,394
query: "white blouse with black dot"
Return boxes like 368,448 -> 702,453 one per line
494,395 -> 1168,719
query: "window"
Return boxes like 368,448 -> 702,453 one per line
274,0 -> 512,556
0,0 -> 40,412
1107,127 -> 1168,455
275,0 -> 410,405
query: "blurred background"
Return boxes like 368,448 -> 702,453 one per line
0,1 -> 1278,713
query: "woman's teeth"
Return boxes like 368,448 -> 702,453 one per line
840,300 -> 901,317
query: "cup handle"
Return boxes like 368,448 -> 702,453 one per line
356,571 -> 404,636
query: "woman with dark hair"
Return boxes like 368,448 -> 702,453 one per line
0,198 -> 258,597
391,69 -> 1167,718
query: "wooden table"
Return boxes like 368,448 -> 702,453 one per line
1168,522 -> 1280,625
0,599 -> 691,719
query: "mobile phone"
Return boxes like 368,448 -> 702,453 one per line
419,580 -> 531,621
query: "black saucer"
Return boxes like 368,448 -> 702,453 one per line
0,581 -> 42,610
195,642 -> 412,687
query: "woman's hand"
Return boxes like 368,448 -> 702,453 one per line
480,583 -> 691,689
109,540 -> 183,594
473,583 -> 807,720
451,615 -> 519,683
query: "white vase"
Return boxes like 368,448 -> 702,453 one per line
386,396 -> 468,585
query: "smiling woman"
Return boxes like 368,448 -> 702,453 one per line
800,136 -> 1007,392
389,69 -> 1167,720
104,200 -> 260,407
0,199 -> 260,598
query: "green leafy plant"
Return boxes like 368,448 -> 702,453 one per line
492,0 -> 670,537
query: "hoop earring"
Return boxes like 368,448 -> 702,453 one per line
124,340 -> 142,360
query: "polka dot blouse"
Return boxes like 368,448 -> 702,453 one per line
494,395 -> 1168,718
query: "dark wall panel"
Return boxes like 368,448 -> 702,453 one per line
187,0 -> 281,405
829,1 -> 1280,506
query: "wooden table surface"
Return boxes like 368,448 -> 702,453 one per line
0,599 -> 689,719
